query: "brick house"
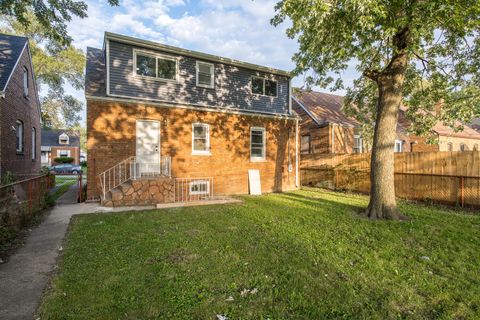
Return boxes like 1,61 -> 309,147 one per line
0,34 -> 41,180
41,129 -> 81,166
85,32 -> 299,205
293,89 -> 480,155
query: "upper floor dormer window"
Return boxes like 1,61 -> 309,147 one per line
59,133 -> 69,145
251,77 -> 277,97
196,61 -> 214,88
23,67 -> 29,97
134,50 -> 177,81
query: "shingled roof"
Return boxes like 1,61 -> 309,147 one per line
41,129 -> 80,147
292,89 -> 359,127
293,88 -> 480,140
0,33 -> 28,92
85,47 -> 106,97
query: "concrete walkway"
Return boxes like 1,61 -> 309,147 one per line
0,184 -> 241,319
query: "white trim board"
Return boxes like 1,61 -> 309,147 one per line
85,95 -> 300,121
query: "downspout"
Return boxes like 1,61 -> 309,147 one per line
295,119 -> 299,188
331,124 -> 335,154
288,79 -> 292,115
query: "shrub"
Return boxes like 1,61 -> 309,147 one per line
54,157 -> 74,164
80,161 -> 87,167
1,171 -> 16,185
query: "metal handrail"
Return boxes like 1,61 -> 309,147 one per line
98,156 -> 171,198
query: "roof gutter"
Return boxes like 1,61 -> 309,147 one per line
104,32 -> 292,78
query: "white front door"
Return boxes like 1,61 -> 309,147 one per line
136,120 -> 160,174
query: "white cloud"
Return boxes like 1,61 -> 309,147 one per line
66,0 -> 312,124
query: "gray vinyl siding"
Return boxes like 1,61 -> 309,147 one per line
108,40 -> 290,115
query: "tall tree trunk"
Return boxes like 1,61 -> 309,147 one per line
364,51 -> 408,220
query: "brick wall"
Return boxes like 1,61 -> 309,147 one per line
87,99 -> 299,200
50,146 -> 81,164
438,136 -> 480,152
0,47 -> 41,178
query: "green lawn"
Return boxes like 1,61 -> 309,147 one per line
38,189 -> 480,319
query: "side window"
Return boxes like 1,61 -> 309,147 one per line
353,135 -> 363,153
192,123 -> 210,155
196,61 -> 214,88
394,140 -> 403,152
134,51 -> 177,81
447,142 -> 453,151
250,127 -> 266,161
16,120 -> 24,153
251,77 -> 277,97
189,180 -> 210,195
23,67 -> 29,97
59,133 -> 69,145
32,127 -> 36,160
301,135 -> 311,154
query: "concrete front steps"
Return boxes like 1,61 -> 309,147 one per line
101,177 -> 175,207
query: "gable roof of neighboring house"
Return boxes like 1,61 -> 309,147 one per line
41,129 -> 80,148
292,89 -> 359,127
0,33 -> 28,93
293,88 -> 480,140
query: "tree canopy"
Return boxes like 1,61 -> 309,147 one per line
273,0 -> 480,219
0,0 -> 118,45
1,14 -> 85,128
273,0 -> 480,137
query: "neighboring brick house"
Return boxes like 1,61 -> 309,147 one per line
41,129 -> 81,166
293,89 -> 480,155
0,34 -> 41,180
85,32 -> 299,205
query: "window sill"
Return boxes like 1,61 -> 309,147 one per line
250,158 -> 267,163
192,152 -> 212,156
196,84 -> 214,89
252,93 -> 277,98
134,74 -> 178,84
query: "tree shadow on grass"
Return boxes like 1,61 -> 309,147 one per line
273,191 -> 366,215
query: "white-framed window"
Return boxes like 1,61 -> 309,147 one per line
394,140 -> 403,152
192,123 -> 210,155
196,61 -> 214,88
16,120 -> 23,153
460,143 -> 467,151
250,127 -> 266,161
31,127 -> 36,160
251,77 -> 277,97
59,133 -> 69,145
301,135 -> 311,154
58,150 -> 71,157
447,142 -> 453,151
134,50 -> 177,81
353,134 -> 363,153
23,67 -> 29,97
189,180 -> 210,195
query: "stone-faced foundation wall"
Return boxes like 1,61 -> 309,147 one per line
103,177 -> 174,207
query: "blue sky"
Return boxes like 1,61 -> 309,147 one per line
66,0 -> 357,124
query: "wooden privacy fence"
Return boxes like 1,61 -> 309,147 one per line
300,151 -> 480,208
